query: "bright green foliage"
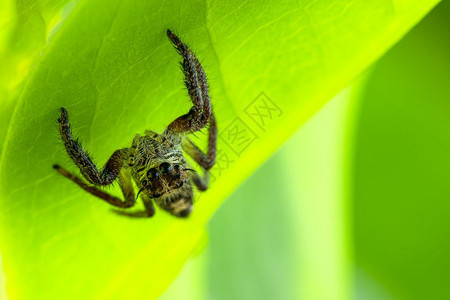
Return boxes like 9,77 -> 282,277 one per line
354,2 -> 450,299
0,0 -> 78,153
0,0 -> 440,299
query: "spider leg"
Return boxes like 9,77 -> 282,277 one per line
182,114 -> 217,171
53,165 -> 136,208
181,113 -> 216,191
112,193 -> 155,218
58,107 -> 129,185
165,30 -> 217,190
189,169 -> 209,191
165,29 -> 212,134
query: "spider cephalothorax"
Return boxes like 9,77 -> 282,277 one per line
127,132 -> 194,217
53,29 -> 216,218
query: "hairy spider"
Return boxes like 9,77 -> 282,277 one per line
53,29 -> 217,218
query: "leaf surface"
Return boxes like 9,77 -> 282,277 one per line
354,2 -> 450,298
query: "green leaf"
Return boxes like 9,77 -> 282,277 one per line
0,0 -> 440,299
354,2 -> 450,299
0,0 -> 79,152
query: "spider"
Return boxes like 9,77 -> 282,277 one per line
53,29 -> 216,218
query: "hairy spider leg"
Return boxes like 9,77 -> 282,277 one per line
56,107 -> 144,210
165,29 -> 212,134
181,116 -> 217,191
165,29 -> 217,191
113,193 -> 155,218
58,107 -> 129,186
182,114 -> 217,171
53,165 -> 136,208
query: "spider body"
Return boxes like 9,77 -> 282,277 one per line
53,30 -> 216,218
129,133 -> 192,216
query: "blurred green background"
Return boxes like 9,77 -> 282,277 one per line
161,1 -> 450,299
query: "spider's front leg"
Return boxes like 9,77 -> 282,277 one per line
57,107 -> 128,186
165,29 -> 213,134
55,107 -> 138,210
165,30 -> 217,190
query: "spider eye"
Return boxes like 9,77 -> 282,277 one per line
147,168 -> 159,179
141,179 -> 148,187
174,164 -> 181,171
159,162 -> 172,174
